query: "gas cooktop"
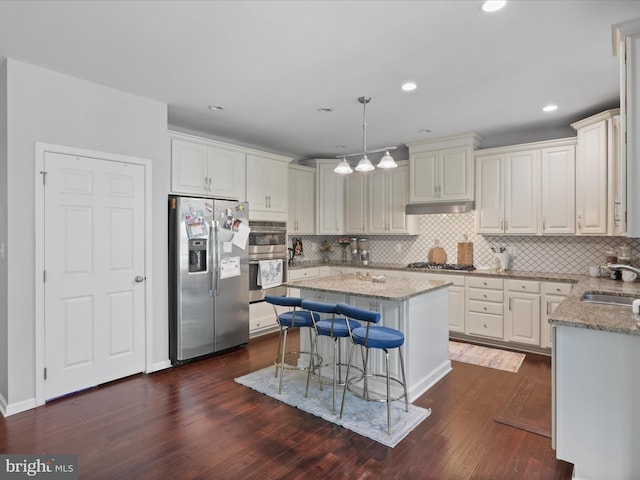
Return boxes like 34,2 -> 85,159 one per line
407,262 -> 476,271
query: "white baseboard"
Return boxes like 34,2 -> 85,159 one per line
149,360 -> 172,373
1,396 -> 37,417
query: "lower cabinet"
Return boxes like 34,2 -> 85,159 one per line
505,279 -> 541,346
465,276 -> 505,339
541,282 -> 572,348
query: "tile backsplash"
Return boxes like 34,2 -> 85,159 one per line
289,212 -> 640,274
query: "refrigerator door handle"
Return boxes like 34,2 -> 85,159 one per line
213,220 -> 220,295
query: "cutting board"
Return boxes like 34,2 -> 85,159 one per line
428,245 -> 447,264
457,242 -> 473,266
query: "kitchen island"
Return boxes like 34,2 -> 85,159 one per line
286,273 -> 452,403
550,277 -> 640,480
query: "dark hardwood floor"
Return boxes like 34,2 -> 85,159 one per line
0,332 -> 573,479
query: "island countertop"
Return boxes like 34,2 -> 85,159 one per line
285,273 -> 451,301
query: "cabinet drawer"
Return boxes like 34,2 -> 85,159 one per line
468,300 -> 504,316
507,279 -> 540,293
466,276 -> 504,290
467,287 -> 504,303
288,268 -> 319,281
467,312 -> 504,339
542,282 -> 573,295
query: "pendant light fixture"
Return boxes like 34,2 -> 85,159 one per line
334,96 -> 397,174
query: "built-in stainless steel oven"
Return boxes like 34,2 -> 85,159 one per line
248,221 -> 288,303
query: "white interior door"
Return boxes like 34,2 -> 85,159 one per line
43,151 -> 146,400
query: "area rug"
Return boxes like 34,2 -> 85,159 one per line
494,376 -> 552,437
449,341 -> 525,373
234,366 -> 431,448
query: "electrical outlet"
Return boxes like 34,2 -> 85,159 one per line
507,247 -> 517,256
395,243 -> 402,253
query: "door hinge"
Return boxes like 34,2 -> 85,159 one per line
39,171 -> 47,185
43,270 -> 46,283
44,368 -> 47,380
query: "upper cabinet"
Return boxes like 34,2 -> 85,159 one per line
315,160 -> 346,235
368,162 -> 416,234
571,109 -> 622,236
613,19 -> 639,236
475,138 -> 576,235
170,134 -> 245,200
246,153 -> 290,221
288,164 -> 315,234
345,173 -> 368,235
408,133 -> 483,204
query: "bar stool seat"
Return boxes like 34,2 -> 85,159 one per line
336,302 -> 408,434
265,295 -> 320,394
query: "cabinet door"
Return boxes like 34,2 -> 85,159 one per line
475,155 -> 504,233
409,151 -> 438,202
316,163 -> 345,234
171,139 -> 208,195
246,154 -> 268,210
346,173 -> 368,234
289,168 -> 315,234
267,160 -> 288,213
541,146 -> 575,234
505,150 -> 539,234
541,294 -> 564,349
448,285 -> 465,333
207,145 -> 245,200
387,165 -> 412,233
505,292 -> 540,345
440,147 -> 472,201
368,171 -> 387,233
575,121 -> 608,234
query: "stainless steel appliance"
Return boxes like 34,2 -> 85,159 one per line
248,221 -> 288,303
169,195 -> 250,364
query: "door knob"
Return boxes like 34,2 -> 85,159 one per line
135,275 -> 145,283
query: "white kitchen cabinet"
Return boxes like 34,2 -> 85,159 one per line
315,160 -> 346,235
368,162 -> 416,234
288,164 -> 315,234
170,134 -> 245,200
541,146 -> 575,234
505,279 -> 541,346
465,276 -> 504,340
475,149 -> 539,234
408,133 -> 482,204
475,138 -> 578,235
540,282 -> 571,349
246,153 -> 289,220
345,173 -> 368,234
614,20 -> 639,237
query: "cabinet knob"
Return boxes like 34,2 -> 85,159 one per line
483,294 -> 487,298
483,307 -> 487,311
483,323 -> 488,329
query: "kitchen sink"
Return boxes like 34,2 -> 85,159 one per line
580,292 -> 638,307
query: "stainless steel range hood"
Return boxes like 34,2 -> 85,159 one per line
405,201 -> 475,215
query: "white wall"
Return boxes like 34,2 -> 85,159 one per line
0,60 -> 8,406
3,58 -> 169,410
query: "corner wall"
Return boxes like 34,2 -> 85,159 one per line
0,60 -> 8,408
5,58 -> 169,411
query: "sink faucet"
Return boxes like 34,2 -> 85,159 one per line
608,264 -> 640,276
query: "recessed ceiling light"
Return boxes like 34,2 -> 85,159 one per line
419,129 -> 432,134
317,107 -> 334,113
402,82 -> 417,92
208,105 -> 224,111
543,104 -> 558,112
481,0 -> 506,13
335,145 -> 346,149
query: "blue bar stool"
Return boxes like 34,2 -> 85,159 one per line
265,295 -> 320,394
300,300 -> 361,414
336,302 -> 408,434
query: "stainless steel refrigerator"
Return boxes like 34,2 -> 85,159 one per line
169,195 -> 250,364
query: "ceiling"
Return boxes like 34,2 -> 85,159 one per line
0,0 -> 638,161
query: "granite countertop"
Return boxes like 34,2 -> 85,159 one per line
549,276 -> 640,336
288,260 -> 640,335
285,273 -> 451,301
